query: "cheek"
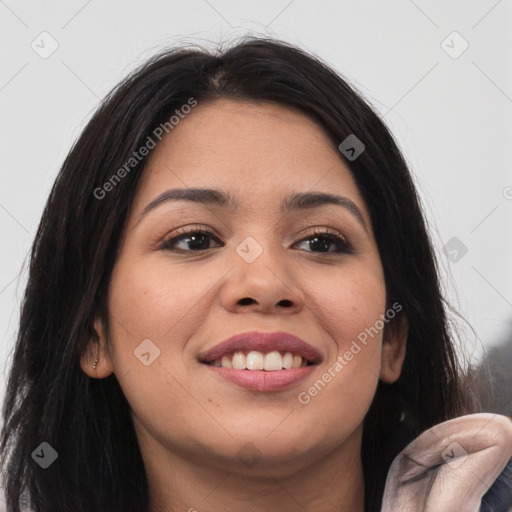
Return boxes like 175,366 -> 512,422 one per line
104,258 -> 210,439
296,261 -> 385,417
107,256 -> 213,343
306,259 -> 387,354
103,257 -> 205,399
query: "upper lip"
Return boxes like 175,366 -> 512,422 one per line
198,330 -> 323,364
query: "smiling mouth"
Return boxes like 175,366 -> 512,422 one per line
202,349 -> 316,371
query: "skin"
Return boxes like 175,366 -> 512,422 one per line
81,98 -> 408,512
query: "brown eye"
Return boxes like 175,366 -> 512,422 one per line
160,228 -> 222,252
294,229 -> 352,254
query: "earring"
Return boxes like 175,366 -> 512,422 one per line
398,411 -> 405,423
92,358 -> 99,369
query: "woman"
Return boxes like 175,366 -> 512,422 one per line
1,37 -> 511,512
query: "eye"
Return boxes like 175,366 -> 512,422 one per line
159,226 -> 222,252
159,226 -> 352,255
294,228 -> 352,254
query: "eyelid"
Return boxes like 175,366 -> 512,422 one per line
298,226 -> 348,243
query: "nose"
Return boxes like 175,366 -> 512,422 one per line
219,240 -> 304,315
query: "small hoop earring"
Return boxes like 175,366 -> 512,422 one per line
92,358 -> 99,369
398,411 -> 405,423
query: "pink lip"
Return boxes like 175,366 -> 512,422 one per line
198,330 -> 322,392
197,330 -> 323,364
205,365 -> 316,391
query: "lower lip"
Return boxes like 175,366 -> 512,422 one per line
203,364 -> 316,391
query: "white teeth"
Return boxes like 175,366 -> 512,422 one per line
221,355 -> 232,368
246,351 -> 264,370
264,350 -> 283,371
211,350 -> 309,370
283,352 -> 293,369
232,351 -> 246,370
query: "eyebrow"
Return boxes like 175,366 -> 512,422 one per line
135,187 -> 368,232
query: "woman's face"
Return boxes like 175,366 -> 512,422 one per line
84,98 -> 406,477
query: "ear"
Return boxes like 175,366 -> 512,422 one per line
80,315 -> 114,379
380,311 -> 408,384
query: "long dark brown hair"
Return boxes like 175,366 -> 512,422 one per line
1,37 -> 476,511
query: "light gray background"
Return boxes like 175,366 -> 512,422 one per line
1,1 -> 511,409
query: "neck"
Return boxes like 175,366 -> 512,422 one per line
138,426 -> 366,512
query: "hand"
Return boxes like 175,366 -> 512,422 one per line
381,413 -> 512,512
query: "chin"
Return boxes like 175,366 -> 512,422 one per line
199,432 -> 329,477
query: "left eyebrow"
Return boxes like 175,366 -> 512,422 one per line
281,191 -> 368,233
135,187 -> 368,233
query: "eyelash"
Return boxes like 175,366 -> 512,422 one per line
159,225 -> 353,255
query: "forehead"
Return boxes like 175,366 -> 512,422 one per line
130,98 -> 368,222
